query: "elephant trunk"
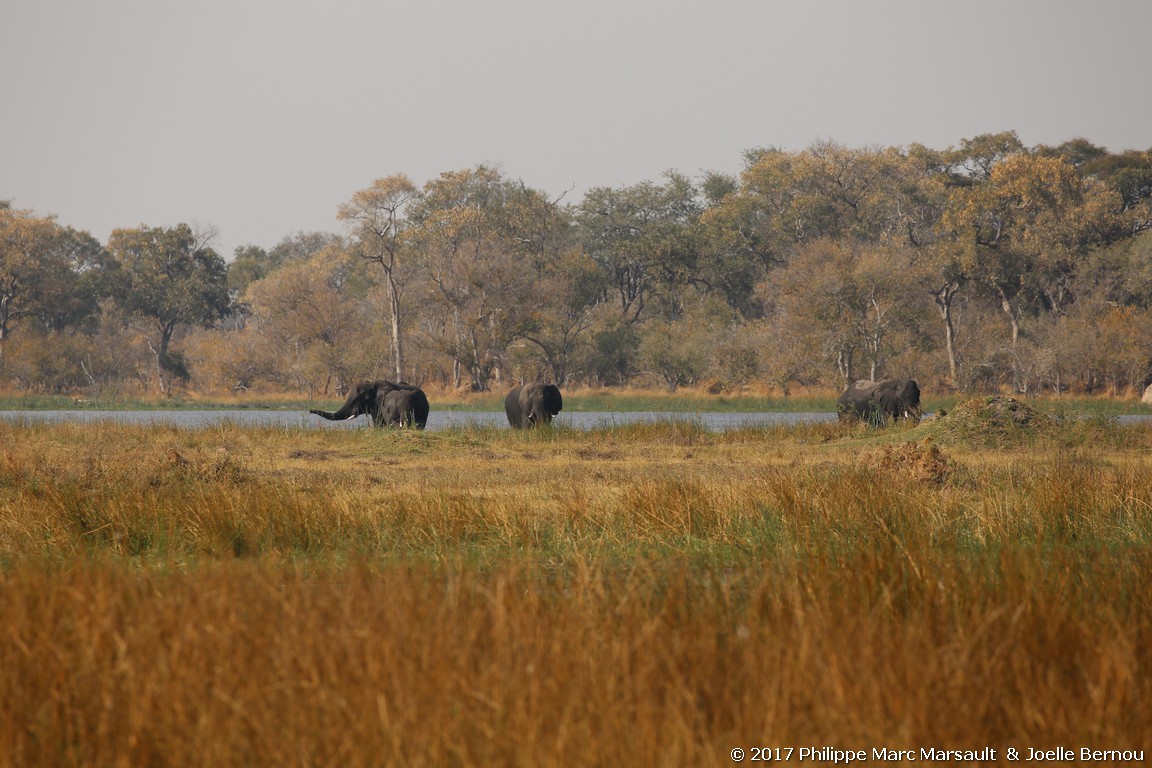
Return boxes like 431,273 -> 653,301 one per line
529,404 -> 551,427
309,404 -> 358,421
309,408 -> 342,421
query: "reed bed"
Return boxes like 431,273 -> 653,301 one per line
2,417 -> 1151,765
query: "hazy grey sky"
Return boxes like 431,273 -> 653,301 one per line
4,0 -> 1150,258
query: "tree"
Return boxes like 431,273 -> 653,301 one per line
911,133 -> 1028,388
269,231 -> 343,263
638,317 -> 710,392
574,172 -> 702,324
637,296 -> 740,392
338,175 -> 419,380
243,245 -> 383,395
409,166 -> 560,391
700,143 -> 947,320
922,251 -> 967,389
789,141 -> 917,243
770,240 -> 932,386
227,245 -> 274,298
587,311 -> 640,386
0,208 -> 65,356
940,131 -> 1026,185
183,325 -> 281,393
1073,230 -> 1152,308
695,193 -> 776,319
514,247 -> 605,385
943,151 -> 1125,350
106,224 -> 231,394
719,142 -> 935,251
1054,143 -> 1152,234
0,208 -> 111,391
36,227 -> 111,334
228,232 -> 343,311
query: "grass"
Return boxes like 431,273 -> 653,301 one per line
2,412 -> 1151,764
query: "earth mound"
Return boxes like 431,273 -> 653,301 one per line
925,395 -> 1052,445
861,438 -> 950,485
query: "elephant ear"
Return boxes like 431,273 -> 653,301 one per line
543,385 -> 563,416
876,379 -> 920,420
903,380 -> 921,407
899,379 -> 922,418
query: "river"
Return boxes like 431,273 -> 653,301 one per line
0,409 -> 841,431
1,409 -> 1145,431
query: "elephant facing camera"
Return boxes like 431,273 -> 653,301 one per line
505,383 -> 563,428
836,378 -> 921,425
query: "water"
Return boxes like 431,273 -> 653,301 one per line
0,409 -> 840,431
2,410 -> 1146,431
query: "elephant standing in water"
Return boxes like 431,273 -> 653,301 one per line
837,378 -> 921,425
504,383 -> 563,428
382,388 -> 430,429
309,380 -> 430,429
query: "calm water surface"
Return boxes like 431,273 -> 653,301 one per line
0,410 -> 839,431
2,410 -> 1144,430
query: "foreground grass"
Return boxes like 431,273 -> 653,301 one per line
4,418 -> 1152,564
2,417 -> 1151,764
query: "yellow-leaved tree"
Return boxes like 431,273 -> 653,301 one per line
337,175 -> 420,381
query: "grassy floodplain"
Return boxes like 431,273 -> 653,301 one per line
2,403 -> 1151,765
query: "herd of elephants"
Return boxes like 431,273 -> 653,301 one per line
307,378 -> 922,429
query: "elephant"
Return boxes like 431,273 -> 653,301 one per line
836,378 -> 921,425
504,383 -> 563,428
382,387 -> 430,429
309,380 -> 429,429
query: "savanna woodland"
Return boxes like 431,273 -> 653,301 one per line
4,131 -> 1152,399
4,133 -> 1152,765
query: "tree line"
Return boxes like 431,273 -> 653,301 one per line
3,131 -> 1152,398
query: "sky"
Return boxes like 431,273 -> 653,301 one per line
3,0 -> 1151,259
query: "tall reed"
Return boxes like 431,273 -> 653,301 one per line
2,418 -> 1151,763
2,551 -> 1148,766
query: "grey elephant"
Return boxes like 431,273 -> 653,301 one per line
504,383 -> 563,428
836,378 -> 921,425
309,380 -> 430,429
382,387 -> 430,429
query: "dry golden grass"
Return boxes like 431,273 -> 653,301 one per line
2,417 -> 1152,765
4,552 -> 1150,767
